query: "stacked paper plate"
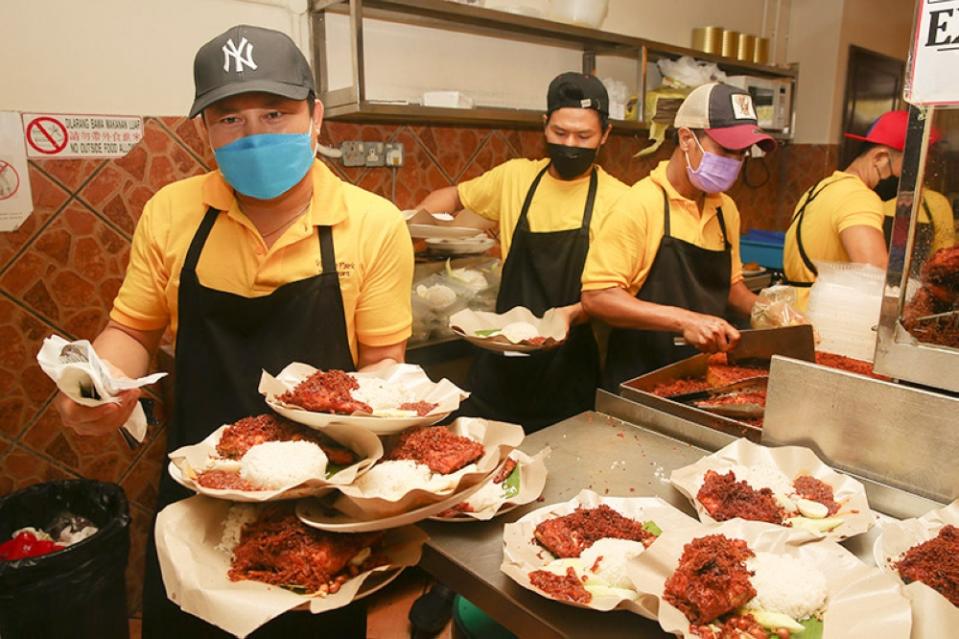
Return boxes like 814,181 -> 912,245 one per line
807,262 -> 885,361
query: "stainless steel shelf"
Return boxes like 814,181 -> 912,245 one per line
314,0 -> 796,78
325,100 -> 649,130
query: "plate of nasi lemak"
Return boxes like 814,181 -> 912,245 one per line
449,306 -> 568,354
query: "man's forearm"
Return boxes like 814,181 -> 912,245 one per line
415,186 -> 462,215
92,321 -> 162,378
727,281 -> 758,317
581,287 -> 691,332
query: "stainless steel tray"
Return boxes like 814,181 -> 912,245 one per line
619,353 -> 764,441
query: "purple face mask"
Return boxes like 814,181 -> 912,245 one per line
684,132 -> 743,194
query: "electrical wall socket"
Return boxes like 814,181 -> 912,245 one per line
340,141 -> 366,167
364,142 -> 385,167
384,142 -> 404,167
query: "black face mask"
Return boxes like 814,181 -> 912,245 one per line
874,175 -> 900,201
546,143 -> 597,180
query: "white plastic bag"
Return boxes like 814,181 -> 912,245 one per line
657,56 -> 727,88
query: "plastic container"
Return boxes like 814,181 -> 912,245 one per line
548,0 -> 608,28
0,480 -> 131,639
806,262 -> 885,361
740,230 -> 785,269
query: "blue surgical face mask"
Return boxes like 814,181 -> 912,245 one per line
213,126 -> 316,200
683,131 -> 743,194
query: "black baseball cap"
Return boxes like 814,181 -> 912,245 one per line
546,72 -> 609,118
189,25 -> 315,118
674,82 -> 776,152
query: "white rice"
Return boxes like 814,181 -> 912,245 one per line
500,321 -> 539,343
239,441 -> 328,489
464,476 -> 508,512
353,460 -> 434,499
428,463 -> 477,492
744,552 -> 827,621
579,538 -> 648,590
216,504 -> 258,554
350,376 -> 415,411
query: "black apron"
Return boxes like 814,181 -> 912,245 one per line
463,165 -> 600,432
883,197 -> 936,271
783,179 -> 829,288
602,187 -> 732,391
142,207 -> 363,638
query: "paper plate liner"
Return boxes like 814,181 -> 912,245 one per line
259,361 -> 468,435
449,306 -> 568,353
873,499 -> 959,639
670,437 -> 875,542
168,421 -> 384,502
429,448 -> 550,522
333,418 -> 525,519
627,519 -> 912,638
500,489 -> 700,617
155,496 -> 428,638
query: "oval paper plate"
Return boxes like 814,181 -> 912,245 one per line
259,361 -> 467,435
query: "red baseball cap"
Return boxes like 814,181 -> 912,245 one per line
844,110 -> 941,152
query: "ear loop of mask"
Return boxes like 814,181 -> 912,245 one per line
681,128 -> 702,170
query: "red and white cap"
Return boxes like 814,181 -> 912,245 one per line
844,110 -> 941,152
674,82 -> 776,152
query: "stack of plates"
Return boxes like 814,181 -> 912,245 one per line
425,236 -> 496,256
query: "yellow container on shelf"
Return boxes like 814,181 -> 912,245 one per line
691,26 -> 723,54
721,30 -> 739,58
737,34 -> 757,61
754,37 -> 770,64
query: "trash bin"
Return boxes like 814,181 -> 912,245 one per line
0,479 -> 131,639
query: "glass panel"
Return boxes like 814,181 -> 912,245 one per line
900,107 -> 959,349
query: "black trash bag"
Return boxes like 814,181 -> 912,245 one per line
0,479 -> 131,639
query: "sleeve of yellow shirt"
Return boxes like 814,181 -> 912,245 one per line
834,187 -> 884,233
354,209 -> 414,346
109,192 -> 171,331
581,191 -> 648,294
456,161 -> 514,222
720,195 -> 745,285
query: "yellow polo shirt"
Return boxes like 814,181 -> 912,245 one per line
581,161 -> 745,295
110,160 -> 413,363
882,189 -> 955,253
457,158 -> 629,257
783,171 -> 884,308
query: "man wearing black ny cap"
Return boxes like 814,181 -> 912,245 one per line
413,72 -> 628,431
54,25 -> 413,637
583,82 -> 778,390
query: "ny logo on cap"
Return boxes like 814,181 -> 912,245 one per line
222,37 -> 258,73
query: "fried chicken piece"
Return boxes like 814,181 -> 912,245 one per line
664,534 -> 756,626
533,504 -> 655,558
229,504 -> 385,593
895,524 -> 959,606
385,426 -> 484,474
696,470 -> 785,525
921,246 -> 959,296
493,457 -> 518,483
277,370 -> 372,415
528,567 -> 592,604
196,470 -> 257,491
215,414 -> 357,466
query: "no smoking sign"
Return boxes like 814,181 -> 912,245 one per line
25,117 -> 68,155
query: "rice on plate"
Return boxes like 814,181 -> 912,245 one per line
168,416 -> 383,502
626,518 -> 912,639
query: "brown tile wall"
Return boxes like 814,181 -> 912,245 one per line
0,115 -> 838,617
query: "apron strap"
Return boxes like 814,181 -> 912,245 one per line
318,224 -> 336,274
658,185 -> 728,247
579,168 -> 599,235
788,179 -> 830,280
182,207 -> 220,274
922,197 -> 936,238
514,165 -> 551,233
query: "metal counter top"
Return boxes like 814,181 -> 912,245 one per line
419,411 -> 706,639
